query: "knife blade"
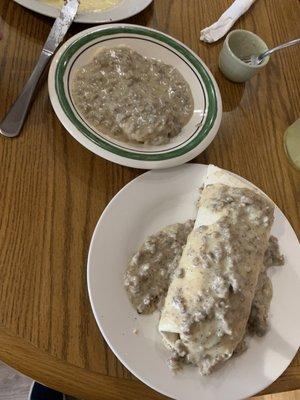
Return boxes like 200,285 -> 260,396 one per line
44,0 -> 80,54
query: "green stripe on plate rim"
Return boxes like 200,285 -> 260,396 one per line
55,26 -> 218,161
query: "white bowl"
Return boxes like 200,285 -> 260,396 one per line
48,24 -> 222,169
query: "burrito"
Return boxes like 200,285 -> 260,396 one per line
159,165 -> 275,374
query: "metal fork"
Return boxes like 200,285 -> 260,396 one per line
240,37 -> 300,66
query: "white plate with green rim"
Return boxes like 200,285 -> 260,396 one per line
14,0 -> 153,24
87,163 -> 300,400
48,24 -> 222,169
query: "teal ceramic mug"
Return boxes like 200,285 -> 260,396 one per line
219,29 -> 270,83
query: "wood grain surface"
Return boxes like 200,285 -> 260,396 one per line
1,361 -> 300,400
0,0 -> 299,399
253,391 -> 300,400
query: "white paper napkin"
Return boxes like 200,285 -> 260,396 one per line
200,0 -> 256,43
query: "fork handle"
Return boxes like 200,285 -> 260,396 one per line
0,50 -> 52,138
258,38 -> 300,63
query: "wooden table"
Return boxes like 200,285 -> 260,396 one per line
0,0 -> 299,399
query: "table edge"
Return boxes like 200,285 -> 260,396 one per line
0,325 -> 298,399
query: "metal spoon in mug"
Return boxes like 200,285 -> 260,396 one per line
0,0 -> 79,138
240,37 -> 300,66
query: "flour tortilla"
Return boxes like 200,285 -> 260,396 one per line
158,165 -> 274,373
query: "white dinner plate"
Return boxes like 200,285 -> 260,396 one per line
87,164 -> 300,400
48,24 -> 222,169
14,0 -> 153,23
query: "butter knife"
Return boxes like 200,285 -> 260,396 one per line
0,0 -> 79,138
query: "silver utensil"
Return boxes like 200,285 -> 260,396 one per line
0,0 -> 79,138
240,37 -> 300,66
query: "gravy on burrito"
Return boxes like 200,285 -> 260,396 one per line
124,165 -> 284,375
